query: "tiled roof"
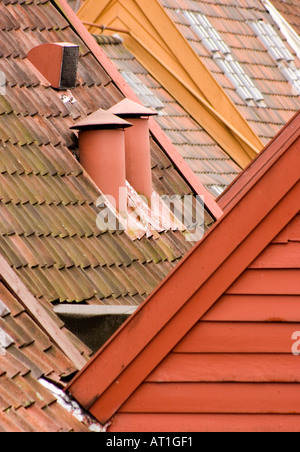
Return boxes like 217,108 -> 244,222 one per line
159,0 -> 300,145
271,0 -> 300,34
0,280 -> 90,432
96,34 -> 241,198
0,0 -> 213,307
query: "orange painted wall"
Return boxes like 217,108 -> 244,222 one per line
109,213 -> 300,432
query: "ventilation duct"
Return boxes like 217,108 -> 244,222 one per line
27,42 -> 79,89
70,109 -> 132,210
108,99 -> 157,204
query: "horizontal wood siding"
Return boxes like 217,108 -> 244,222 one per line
202,295 -> 300,322
174,322 -> 298,353
273,213 -> 300,243
249,242 -> 300,268
120,383 -> 300,413
114,213 -> 300,431
109,414 -> 300,432
227,269 -> 300,295
146,354 -> 300,382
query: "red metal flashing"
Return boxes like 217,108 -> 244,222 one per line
53,0 -> 223,221
66,112 -> 300,424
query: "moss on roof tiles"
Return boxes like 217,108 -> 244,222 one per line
0,0 -> 215,307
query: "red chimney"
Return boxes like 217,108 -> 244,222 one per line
108,99 -> 157,204
70,109 -> 132,210
27,43 -> 79,89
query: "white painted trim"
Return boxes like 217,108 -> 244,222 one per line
54,305 -> 138,317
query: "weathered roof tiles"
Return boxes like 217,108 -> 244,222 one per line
271,0 -> 300,35
0,279 -> 92,432
0,0 -> 214,307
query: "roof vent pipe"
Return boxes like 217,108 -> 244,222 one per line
108,99 -> 158,205
27,43 -> 79,89
70,109 -> 132,210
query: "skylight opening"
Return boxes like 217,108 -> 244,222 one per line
182,11 -> 265,106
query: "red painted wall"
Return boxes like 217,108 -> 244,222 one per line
109,213 -> 300,432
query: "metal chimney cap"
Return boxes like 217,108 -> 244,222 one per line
70,108 -> 133,130
108,98 -> 158,118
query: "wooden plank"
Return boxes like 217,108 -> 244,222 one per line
174,322 -> 300,353
119,383 -> 300,414
109,413 -> 300,432
147,354 -> 300,382
250,242 -> 300,269
202,295 -> 300,322
227,269 -> 300,295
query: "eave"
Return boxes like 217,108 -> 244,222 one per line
78,0 -> 264,168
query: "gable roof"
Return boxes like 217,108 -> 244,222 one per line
66,110 -> 300,426
79,0 -> 300,153
0,0 -> 221,311
95,34 -> 241,198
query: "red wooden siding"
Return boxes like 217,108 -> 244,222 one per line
109,212 -> 300,432
109,414 -> 300,433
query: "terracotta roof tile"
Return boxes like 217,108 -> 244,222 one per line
0,0 -> 204,308
0,280 -> 91,431
271,0 -> 300,35
0,7 -> 217,434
